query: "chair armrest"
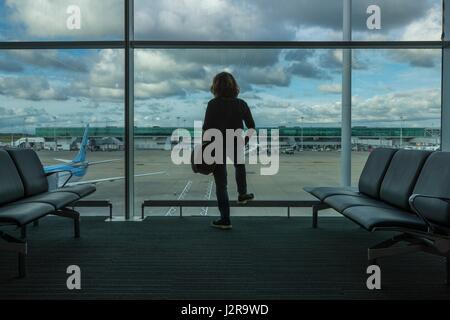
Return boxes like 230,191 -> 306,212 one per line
409,194 -> 450,234
46,170 -> 73,188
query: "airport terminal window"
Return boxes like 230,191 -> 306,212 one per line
351,48 -> 442,184
134,0 -> 343,41
0,0 -> 124,41
0,49 -> 125,216
352,0 -> 442,41
0,0 -> 444,219
133,49 -> 342,217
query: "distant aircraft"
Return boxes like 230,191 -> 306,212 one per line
403,145 -> 440,151
44,124 -> 165,187
281,147 -> 295,155
245,143 -> 297,156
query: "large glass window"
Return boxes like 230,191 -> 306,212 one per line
351,48 -> 441,184
0,49 -> 125,216
0,0 -> 444,219
134,0 -> 343,41
0,0 -> 124,41
134,49 -> 342,216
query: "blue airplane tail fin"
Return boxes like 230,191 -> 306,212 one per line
72,124 -> 89,163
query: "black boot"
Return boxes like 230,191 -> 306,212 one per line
211,219 -> 232,230
238,193 -> 254,204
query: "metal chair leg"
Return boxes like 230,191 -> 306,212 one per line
1,231 -> 27,278
74,215 -> 80,238
18,252 -> 26,278
20,226 -> 27,239
312,208 -> 318,228
312,203 -> 328,228
368,259 -> 378,266
446,257 -> 450,286
53,208 -> 80,238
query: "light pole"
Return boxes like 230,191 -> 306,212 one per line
400,115 -> 404,148
53,116 -> 57,151
301,116 -> 304,151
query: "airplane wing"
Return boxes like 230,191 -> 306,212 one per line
53,159 -> 122,167
54,158 -> 73,163
66,171 -> 166,186
88,159 -> 122,165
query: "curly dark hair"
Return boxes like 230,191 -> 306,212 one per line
210,72 -> 240,98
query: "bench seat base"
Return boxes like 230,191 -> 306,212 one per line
343,206 -> 427,232
0,203 -> 55,226
51,184 -> 96,198
324,194 -> 392,212
303,186 -> 360,201
16,192 -> 80,210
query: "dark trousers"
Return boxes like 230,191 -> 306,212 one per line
213,163 -> 247,222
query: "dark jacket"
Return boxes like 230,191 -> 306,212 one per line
202,97 -> 255,163
202,97 -> 255,133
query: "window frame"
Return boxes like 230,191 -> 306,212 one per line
0,0 -> 446,219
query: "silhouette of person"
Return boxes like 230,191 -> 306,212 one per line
203,72 -> 256,230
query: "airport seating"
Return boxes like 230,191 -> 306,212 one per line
0,149 -> 96,277
305,148 -> 450,285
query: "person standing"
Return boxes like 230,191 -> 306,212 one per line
203,72 -> 256,230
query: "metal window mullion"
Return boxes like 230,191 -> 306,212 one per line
0,41 -> 443,50
341,0 -> 352,187
0,41 -> 125,50
131,40 -> 445,50
442,0 -> 450,151
125,0 -> 135,220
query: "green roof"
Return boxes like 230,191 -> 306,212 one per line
34,127 -> 440,138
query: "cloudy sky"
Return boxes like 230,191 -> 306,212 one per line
0,0 -> 443,133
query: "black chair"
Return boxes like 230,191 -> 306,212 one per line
305,148 -> 450,285
0,149 -> 96,277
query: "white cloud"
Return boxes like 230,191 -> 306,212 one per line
353,88 -> 440,124
388,49 -> 440,68
5,50 -> 88,72
319,84 -> 341,94
401,6 -> 442,41
6,0 -> 123,38
0,1 -> 443,129
384,6 -> 442,68
5,0 -> 438,41
0,76 -> 68,101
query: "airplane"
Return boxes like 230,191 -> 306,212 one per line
44,124 -> 165,188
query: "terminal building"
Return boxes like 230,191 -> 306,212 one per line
30,126 -> 441,151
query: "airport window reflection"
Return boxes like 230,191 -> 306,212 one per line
0,49 -> 125,216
